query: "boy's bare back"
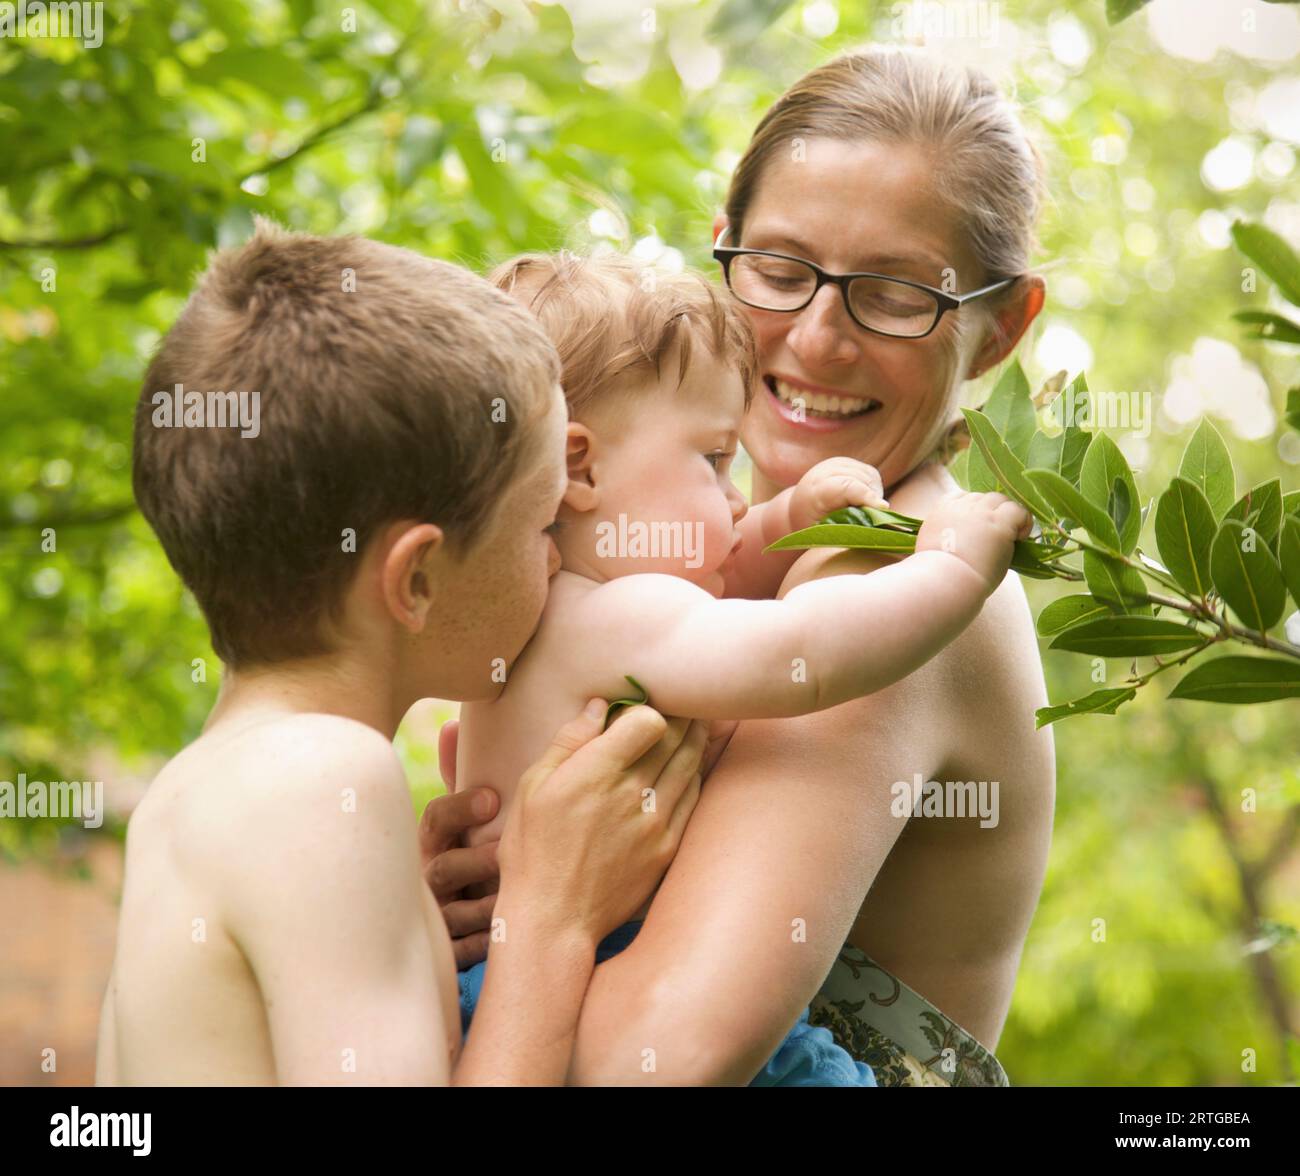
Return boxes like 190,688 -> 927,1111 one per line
98,712 -> 461,1085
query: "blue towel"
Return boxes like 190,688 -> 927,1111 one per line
458,920 -> 875,1087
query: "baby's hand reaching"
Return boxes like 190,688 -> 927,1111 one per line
915,491 -> 1033,591
788,457 -> 889,532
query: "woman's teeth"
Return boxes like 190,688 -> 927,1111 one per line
769,376 -> 879,418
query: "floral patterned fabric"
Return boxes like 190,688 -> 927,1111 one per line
808,945 -> 1009,1087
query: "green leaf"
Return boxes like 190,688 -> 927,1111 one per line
604,675 -> 649,728
981,359 -> 1037,461
1284,489 -> 1300,518
1225,479 -> 1283,548
1287,387 -> 1300,434
947,446 -> 971,490
1177,419 -> 1236,521
1232,220 -> 1300,306
1036,594 -> 1112,638
1048,616 -> 1207,657
824,505 -> 923,530
1025,467 -> 1121,548
1232,310 -> 1300,345
766,524 -> 916,554
1155,477 -> 1216,599
1210,519 -> 1287,632
1169,656 -> 1300,704
1280,516 -> 1300,612
1025,374 -> 1092,485
960,409 -> 1055,521
1035,688 -> 1137,727
1080,432 -> 1141,553
1010,541 -> 1063,580
1106,0 -> 1154,24
1084,549 -> 1150,614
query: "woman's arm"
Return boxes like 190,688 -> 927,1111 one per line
455,703 -> 705,1084
566,567 -> 950,1083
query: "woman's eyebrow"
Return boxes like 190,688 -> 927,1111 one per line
750,232 -> 942,272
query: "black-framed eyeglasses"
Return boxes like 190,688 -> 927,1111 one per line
712,226 -> 1018,340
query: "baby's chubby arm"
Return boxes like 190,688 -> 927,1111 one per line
724,457 -> 887,600
582,491 -> 1032,720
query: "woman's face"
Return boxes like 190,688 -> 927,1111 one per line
731,137 -> 989,495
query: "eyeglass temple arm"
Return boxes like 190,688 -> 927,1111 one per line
951,275 -> 1019,304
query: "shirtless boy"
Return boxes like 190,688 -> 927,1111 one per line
96,223 -> 705,1086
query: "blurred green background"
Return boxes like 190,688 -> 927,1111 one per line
1,0 -> 1297,1085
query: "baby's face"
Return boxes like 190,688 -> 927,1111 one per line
560,347 -> 749,597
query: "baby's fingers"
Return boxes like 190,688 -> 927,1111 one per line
995,500 -> 1034,539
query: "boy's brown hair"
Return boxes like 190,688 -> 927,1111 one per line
487,251 -> 759,418
133,221 -> 560,668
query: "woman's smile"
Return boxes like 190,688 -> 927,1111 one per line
762,371 -> 883,434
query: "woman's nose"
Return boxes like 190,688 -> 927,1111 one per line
785,285 -> 861,369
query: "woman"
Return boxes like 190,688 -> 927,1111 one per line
425,46 -> 1055,1086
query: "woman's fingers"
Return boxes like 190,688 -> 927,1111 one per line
702,718 -> 738,778
450,929 -> 491,972
522,698 -> 622,783
647,718 -> 707,814
423,840 -> 500,900
500,706 -> 704,943
417,786 -> 500,863
440,893 -> 498,940
586,703 -> 672,774
666,770 -> 703,845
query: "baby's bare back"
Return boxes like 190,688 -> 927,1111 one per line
458,571 -> 631,856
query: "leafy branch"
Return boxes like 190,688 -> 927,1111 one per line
770,363 -> 1300,724
772,219 -> 1300,724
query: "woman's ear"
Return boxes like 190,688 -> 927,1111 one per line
564,422 -> 599,513
966,274 -> 1046,380
380,521 -> 444,633
712,212 -> 729,245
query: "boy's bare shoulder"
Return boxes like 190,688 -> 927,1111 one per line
141,713 -> 410,879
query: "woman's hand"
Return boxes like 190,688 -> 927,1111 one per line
417,718 -> 503,969
498,700 -> 705,949
420,703 -> 706,965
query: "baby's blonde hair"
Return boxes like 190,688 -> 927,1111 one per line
489,251 -> 759,419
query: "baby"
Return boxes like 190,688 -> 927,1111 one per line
453,252 -> 1031,1083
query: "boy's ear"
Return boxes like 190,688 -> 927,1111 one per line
966,275 -> 1046,380
564,422 -> 599,513
381,522 -> 445,633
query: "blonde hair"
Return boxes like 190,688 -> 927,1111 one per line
726,46 -> 1044,287
489,251 -> 759,418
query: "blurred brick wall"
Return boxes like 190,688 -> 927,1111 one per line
0,836 -> 122,1086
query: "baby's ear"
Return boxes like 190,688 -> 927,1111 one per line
564,423 -> 599,512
